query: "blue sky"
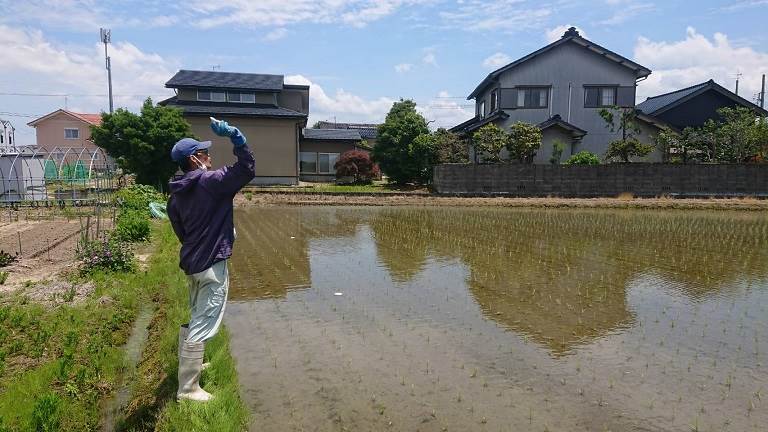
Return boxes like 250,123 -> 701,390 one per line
1,0 -> 767,144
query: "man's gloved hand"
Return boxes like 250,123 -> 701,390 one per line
210,117 -> 247,147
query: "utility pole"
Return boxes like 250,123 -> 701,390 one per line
100,28 -> 114,113
735,71 -> 743,96
760,74 -> 766,109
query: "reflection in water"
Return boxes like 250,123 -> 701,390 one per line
232,207 -> 768,354
228,206 -> 768,431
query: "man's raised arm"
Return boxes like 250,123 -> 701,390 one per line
203,118 -> 256,196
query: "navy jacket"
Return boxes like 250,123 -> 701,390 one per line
167,144 -> 255,275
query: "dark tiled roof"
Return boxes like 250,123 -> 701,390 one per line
468,27 -> 651,99
636,81 -> 709,114
303,128 -> 361,140
635,112 -> 680,133
449,110 -> 510,133
637,79 -> 768,116
165,70 -> 284,91
160,97 -> 306,118
538,115 -> 587,137
315,121 -> 379,139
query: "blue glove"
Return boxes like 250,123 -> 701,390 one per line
210,117 -> 247,147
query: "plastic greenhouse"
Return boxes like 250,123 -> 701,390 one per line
0,146 -> 116,204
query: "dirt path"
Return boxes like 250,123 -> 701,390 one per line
0,218 -> 110,297
236,192 -> 768,210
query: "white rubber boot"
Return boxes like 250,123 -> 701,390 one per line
177,340 -> 213,402
179,324 -> 210,370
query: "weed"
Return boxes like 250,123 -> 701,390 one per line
31,392 -> 61,432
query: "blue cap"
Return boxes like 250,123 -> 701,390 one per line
171,138 -> 212,162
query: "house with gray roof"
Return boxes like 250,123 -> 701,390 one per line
314,121 -> 380,146
637,79 -> 768,130
452,27 -> 668,163
161,69 -> 309,185
299,128 -> 372,182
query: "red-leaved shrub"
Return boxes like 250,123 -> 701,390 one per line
334,150 -> 380,184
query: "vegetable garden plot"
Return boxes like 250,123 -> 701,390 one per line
227,206 -> 768,432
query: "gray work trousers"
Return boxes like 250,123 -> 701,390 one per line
186,259 -> 229,343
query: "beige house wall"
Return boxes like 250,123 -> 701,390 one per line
185,115 -> 300,182
278,88 -> 309,115
32,112 -> 99,151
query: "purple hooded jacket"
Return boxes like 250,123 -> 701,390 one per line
167,144 -> 256,275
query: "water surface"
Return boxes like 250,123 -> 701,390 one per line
227,206 -> 768,431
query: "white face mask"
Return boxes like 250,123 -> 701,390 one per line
191,154 -> 208,171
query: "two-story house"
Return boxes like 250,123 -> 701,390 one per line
160,70 -> 309,185
451,27 -> 666,163
27,109 -> 102,151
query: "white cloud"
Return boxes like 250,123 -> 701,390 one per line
634,27 -> 768,103
598,1 -> 654,25
0,0 -> 182,31
394,63 -> 414,73
418,91 -> 474,129
262,27 -> 288,41
482,52 -> 512,69
0,24 -> 176,143
189,0 -> 430,29
440,1 -> 551,33
285,75 -> 395,124
544,24 -> 587,43
719,0 -> 768,11
422,52 -> 437,66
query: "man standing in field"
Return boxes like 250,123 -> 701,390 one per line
167,118 -> 255,402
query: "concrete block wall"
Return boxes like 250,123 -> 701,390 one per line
433,164 -> 768,197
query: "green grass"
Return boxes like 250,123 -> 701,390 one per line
116,223 -> 249,432
0,221 -> 248,432
0,253 -> 147,430
247,182 -> 428,194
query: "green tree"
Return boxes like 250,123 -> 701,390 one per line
506,122 -> 542,163
472,123 -> 507,163
605,138 -> 654,163
600,107 -> 653,162
549,139 -> 565,165
371,99 -> 432,184
683,121 -> 720,162
653,126 -> 680,163
564,151 -> 600,165
715,106 -> 763,162
91,98 -> 193,188
432,128 -> 469,163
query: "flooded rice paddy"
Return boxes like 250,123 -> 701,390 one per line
226,206 -> 768,431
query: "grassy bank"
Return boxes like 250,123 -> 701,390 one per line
117,223 -> 249,432
235,192 -> 768,210
244,182 -> 428,195
0,220 -> 248,431
0,248 -> 151,430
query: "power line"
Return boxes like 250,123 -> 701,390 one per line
0,111 -> 45,118
0,92 -> 170,97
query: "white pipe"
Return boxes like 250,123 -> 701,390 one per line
567,83 -> 572,123
549,86 -> 553,118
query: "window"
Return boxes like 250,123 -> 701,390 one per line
584,86 -> 617,108
318,153 -> 340,174
300,152 -> 317,173
227,92 -> 256,103
515,87 -> 549,108
490,90 -> 498,112
477,100 -> 486,118
64,128 -> 79,139
197,90 -> 226,102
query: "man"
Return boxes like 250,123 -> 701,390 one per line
167,118 -> 255,402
